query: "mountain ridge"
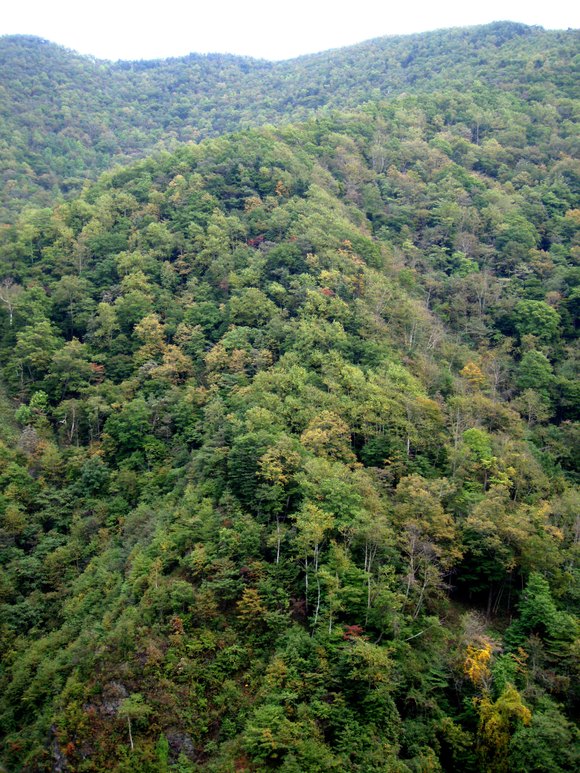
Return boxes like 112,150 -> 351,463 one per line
1,21 -> 577,222
0,21 -> 549,65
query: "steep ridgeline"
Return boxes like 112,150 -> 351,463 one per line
0,21 -> 578,222
0,87 -> 578,771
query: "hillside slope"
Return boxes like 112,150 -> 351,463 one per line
0,84 -> 578,769
0,21 -> 578,222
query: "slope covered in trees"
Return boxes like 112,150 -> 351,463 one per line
0,21 -> 578,222
0,74 -> 578,770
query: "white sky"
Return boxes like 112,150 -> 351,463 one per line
1,1 -> 578,61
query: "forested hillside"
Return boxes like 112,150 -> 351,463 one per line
0,21 -> 578,222
0,51 -> 578,769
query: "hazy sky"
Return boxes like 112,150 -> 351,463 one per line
2,0 -> 578,61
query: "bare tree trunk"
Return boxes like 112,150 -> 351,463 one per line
314,575 -> 321,626
413,572 -> 429,619
127,717 -> 133,751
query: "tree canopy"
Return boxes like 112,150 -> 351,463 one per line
0,20 -> 578,773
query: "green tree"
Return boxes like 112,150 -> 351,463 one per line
514,300 -> 560,343
516,351 -> 553,395
118,693 -> 152,751
11,321 -> 62,390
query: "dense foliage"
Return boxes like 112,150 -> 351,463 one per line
0,22 -> 578,773
0,22 -> 578,222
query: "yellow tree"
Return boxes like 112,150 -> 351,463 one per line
464,641 -> 493,691
476,686 -> 531,773
293,502 -> 335,625
133,313 -> 166,365
393,475 -> 461,618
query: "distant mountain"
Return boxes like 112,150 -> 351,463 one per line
0,21 -> 577,222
